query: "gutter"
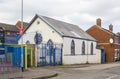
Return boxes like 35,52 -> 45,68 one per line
63,35 -> 97,42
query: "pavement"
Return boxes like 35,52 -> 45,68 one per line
11,62 -> 120,79
11,67 -> 58,79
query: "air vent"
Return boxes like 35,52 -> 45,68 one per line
37,21 -> 40,24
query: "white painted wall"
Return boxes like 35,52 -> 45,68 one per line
62,37 -> 101,64
95,49 -> 101,63
18,18 -> 63,66
18,17 -> 101,65
19,18 -> 63,44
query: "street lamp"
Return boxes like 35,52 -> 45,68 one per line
20,0 -> 24,72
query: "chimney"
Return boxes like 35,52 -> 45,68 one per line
109,24 -> 113,31
96,18 -> 101,27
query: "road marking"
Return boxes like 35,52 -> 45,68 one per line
106,75 -> 118,79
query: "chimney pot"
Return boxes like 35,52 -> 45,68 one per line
96,18 -> 101,27
109,24 -> 113,31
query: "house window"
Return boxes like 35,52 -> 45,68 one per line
47,39 -> 53,46
91,43 -> 93,55
47,39 -> 54,56
0,27 -> 4,43
82,41 -> 85,55
71,40 -> 75,55
26,40 -> 30,44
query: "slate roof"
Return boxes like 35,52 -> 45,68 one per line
24,14 -> 96,41
0,22 -> 18,32
102,28 -> 117,36
88,25 -> 117,36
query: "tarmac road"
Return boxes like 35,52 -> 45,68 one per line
47,63 -> 120,79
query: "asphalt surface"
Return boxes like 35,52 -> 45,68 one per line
1,62 -> 120,79
46,63 -> 120,79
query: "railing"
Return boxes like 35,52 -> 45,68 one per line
0,64 -> 21,79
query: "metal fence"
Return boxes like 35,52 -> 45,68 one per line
37,43 -> 62,66
0,44 -> 23,79
0,64 -> 21,79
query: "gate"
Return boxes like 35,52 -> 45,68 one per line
37,43 -> 62,66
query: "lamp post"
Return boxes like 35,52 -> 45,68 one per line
20,0 -> 24,72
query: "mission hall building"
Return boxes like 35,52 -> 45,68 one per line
18,14 -> 101,66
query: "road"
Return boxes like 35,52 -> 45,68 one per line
45,63 -> 120,79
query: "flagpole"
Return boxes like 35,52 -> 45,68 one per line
21,0 -> 24,72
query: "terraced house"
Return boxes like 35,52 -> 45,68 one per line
0,22 -> 19,44
87,18 -> 120,62
18,14 -> 101,66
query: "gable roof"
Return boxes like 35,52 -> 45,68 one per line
24,14 -> 96,41
87,25 -> 117,36
0,22 -> 18,32
102,28 -> 117,36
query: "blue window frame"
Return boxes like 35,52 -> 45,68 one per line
47,39 -> 53,56
47,39 -> 53,46
71,40 -> 75,55
82,41 -> 85,55
91,43 -> 93,55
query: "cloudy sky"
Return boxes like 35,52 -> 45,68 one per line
0,0 -> 120,33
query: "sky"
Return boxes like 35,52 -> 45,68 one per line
0,0 -> 120,33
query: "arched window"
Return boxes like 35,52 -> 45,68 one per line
91,43 -> 93,55
47,39 -> 54,55
71,40 -> 75,55
47,39 -> 53,47
82,41 -> 85,55
26,40 -> 30,44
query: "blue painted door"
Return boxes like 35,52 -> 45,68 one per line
101,49 -> 105,63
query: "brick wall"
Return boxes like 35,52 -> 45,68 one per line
86,25 -> 116,62
86,25 -> 114,43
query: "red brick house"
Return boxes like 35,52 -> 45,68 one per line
86,18 -> 120,62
